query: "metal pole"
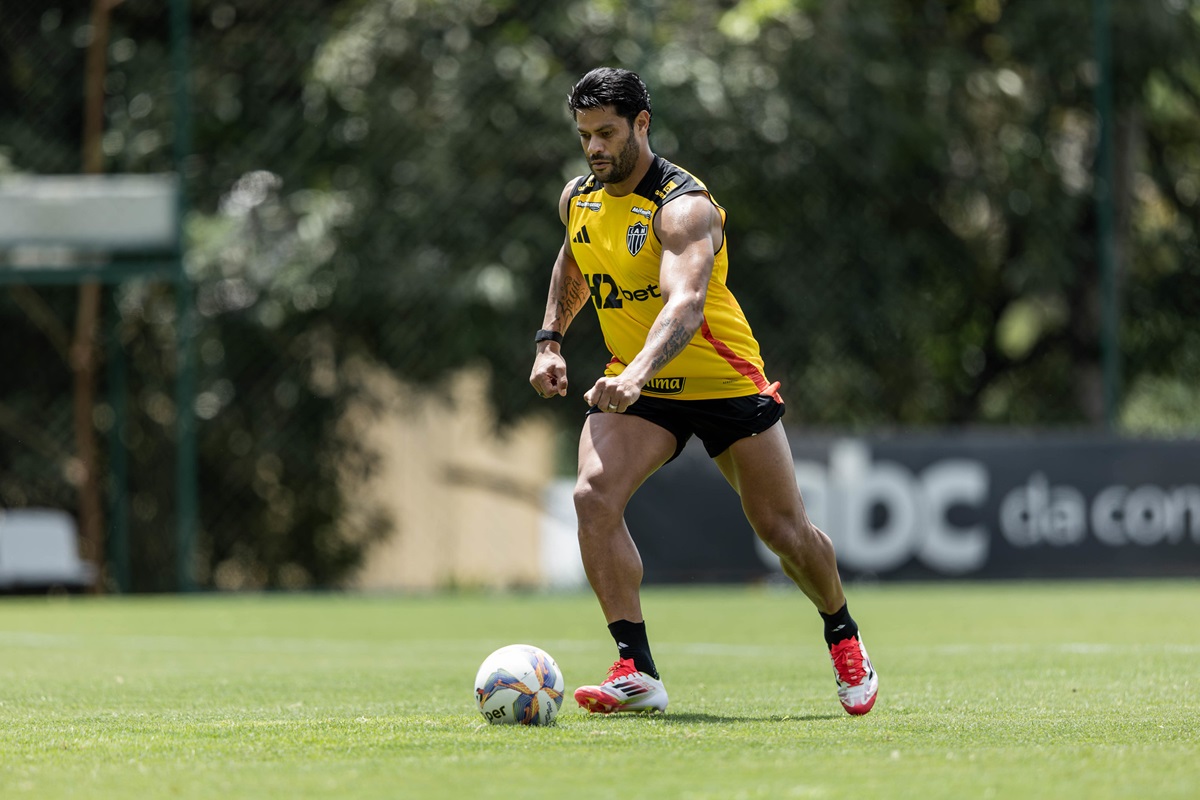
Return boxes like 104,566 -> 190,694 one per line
75,0 -> 119,590
169,0 -> 197,591
106,291 -> 130,592
1092,0 -> 1120,430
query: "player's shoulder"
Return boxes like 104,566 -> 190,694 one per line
567,174 -> 601,199
559,175 -> 597,220
634,156 -> 709,208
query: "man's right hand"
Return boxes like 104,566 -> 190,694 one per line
530,348 -> 569,398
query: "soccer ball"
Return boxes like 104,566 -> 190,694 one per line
474,644 -> 565,726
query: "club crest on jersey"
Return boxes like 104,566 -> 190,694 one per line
626,222 -> 648,256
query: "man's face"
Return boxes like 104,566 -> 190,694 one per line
575,106 -> 644,186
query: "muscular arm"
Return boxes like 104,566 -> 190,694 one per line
530,180 -> 591,398
544,253 -> 591,333
540,180 -> 591,336
619,192 -> 719,388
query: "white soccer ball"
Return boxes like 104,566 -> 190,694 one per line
474,644 -> 565,726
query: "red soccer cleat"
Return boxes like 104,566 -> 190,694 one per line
574,657 -> 668,714
830,635 -> 878,716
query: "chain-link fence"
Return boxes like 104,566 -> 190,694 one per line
2,0 -> 1198,592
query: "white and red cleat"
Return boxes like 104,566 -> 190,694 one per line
830,635 -> 878,716
574,658 -> 668,714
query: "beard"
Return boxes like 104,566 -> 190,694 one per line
592,131 -> 640,185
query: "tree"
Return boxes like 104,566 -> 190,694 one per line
2,0 -> 1197,590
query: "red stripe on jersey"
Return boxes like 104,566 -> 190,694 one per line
699,318 -> 769,392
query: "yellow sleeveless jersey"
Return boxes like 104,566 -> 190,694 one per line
567,156 -> 770,400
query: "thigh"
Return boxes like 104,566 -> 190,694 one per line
712,421 -> 809,523
577,411 -> 679,504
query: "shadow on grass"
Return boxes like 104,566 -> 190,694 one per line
592,711 -> 844,724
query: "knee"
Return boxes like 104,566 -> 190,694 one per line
756,515 -> 830,558
573,478 -> 621,528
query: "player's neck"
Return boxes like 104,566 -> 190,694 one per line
601,150 -> 655,198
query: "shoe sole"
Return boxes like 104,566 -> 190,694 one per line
574,687 -> 666,715
841,691 -> 878,716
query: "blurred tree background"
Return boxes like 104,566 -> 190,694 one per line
1,0 -> 1197,590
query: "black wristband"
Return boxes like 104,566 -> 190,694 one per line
534,329 -> 563,345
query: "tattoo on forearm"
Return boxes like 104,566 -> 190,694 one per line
553,274 -> 591,329
648,315 -> 694,373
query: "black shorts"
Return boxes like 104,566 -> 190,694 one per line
585,393 -> 786,463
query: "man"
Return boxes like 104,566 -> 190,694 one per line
529,67 -> 878,717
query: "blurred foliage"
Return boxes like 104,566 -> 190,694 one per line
1,0 -> 1199,589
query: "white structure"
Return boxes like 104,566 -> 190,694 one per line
0,508 -> 97,591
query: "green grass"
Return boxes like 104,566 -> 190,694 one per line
1,581 -> 1197,799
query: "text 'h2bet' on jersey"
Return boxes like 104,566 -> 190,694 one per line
567,156 -> 772,400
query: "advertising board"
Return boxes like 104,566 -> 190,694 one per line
625,433 -> 1200,582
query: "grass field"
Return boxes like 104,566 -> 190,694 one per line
1,581 -> 1197,799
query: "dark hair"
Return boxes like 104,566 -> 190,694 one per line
567,67 -> 652,130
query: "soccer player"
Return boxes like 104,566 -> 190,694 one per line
529,67 -> 878,716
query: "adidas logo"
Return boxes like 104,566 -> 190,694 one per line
573,226 -> 592,244
612,681 -> 649,697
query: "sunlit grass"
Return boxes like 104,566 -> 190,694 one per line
1,582 -> 1197,799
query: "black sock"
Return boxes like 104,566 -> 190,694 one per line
820,603 -> 859,647
607,619 -> 659,679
